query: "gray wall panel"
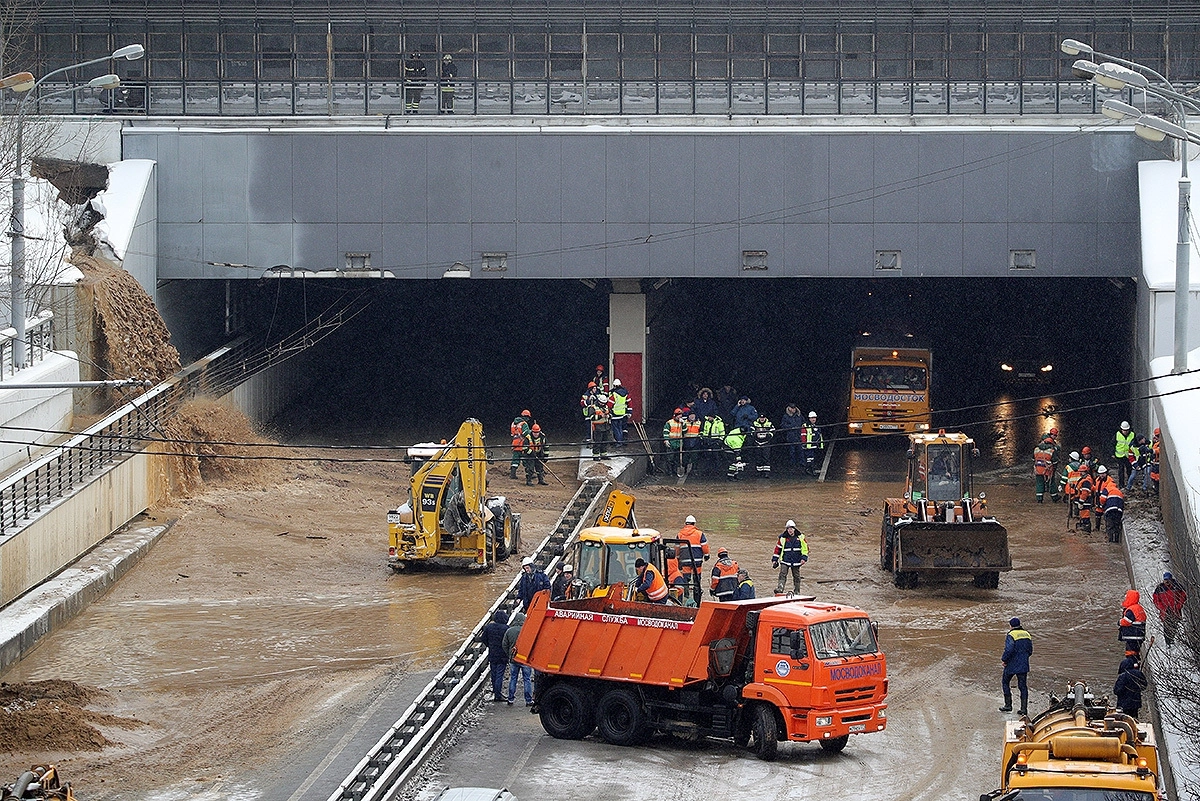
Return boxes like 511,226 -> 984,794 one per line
739,138 -> 786,222
383,224 -> 427,276
426,137 -> 473,224
917,134 -> 964,224
561,139 -> 606,223
1007,136 -> 1056,224
382,138 -> 428,223
516,137 -> 562,223
694,137 -> 739,223
247,223 -> 294,269
648,136 -> 695,224
471,135 -> 517,223
828,135 -> 873,223
606,137 -> 651,225
292,135 -> 340,224
872,136 -> 920,224
515,223 -> 563,277
336,137 -> 385,223
132,126 -> 1153,282
247,136 -> 294,224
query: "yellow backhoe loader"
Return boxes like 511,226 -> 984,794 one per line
387,419 -> 520,571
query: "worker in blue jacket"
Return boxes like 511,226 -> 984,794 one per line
482,610 -> 512,703
1000,617 -> 1033,716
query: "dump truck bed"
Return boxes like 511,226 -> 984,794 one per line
514,589 -> 797,688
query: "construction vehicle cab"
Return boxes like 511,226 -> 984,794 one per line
881,431 -> 1010,589
982,682 -> 1161,800
558,489 -> 702,604
387,419 -> 520,571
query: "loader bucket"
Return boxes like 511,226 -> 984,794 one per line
895,521 -> 1011,572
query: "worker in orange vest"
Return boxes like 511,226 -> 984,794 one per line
710,547 -> 739,601
1061,452 -> 1082,522
1075,464 -> 1094,532
510,410 -> 532,479
633,557 -> 668,603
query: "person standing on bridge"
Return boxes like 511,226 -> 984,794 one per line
482,609 -> 511,703
1000,617 -> 1033,716
403,52 -> 427,113
439,54 -> 457,113
801,411 -> 824,477
772,521 -> 808,595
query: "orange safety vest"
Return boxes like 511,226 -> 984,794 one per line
1077,476 -> 1094,518
638,564 -> 668,601
1065,466 -> 1081,498
665,419 -> 684,439
711,559 -> 739,597
677,524 -> 710,572
665,556 -> 683,585
685,419 -> 701,437
511,418 -> 527,451
1033,443 -> 1056,476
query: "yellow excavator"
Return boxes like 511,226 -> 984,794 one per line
2,765 -> 75,799
881,430 -> 1010,589
386,419 -> 520,571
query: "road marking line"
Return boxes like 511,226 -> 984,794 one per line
503,731 -> 542,789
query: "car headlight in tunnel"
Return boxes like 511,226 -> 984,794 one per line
1000,363 -> 1013,371
1041,364 -> 1053,372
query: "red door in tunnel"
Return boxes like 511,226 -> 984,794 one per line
613,353 -> 643,423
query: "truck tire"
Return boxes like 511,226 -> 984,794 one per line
819,734 -> 849,753
539,683 -> 595,740
733,709 -> 752,747
749,704 -> 778,761
596,688 -> 650,746
972,572 -> 1000,589
880,515 -> 895,572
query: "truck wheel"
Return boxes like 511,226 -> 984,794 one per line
972,572 -> 1000,590
596,688 -> 649,746
819,734 -> 849,753
749,704 -> 778,761
538,683 -> 595,740
733,710 -> 751,747
880,515 -> 895,572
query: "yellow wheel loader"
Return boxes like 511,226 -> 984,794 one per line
881,430 -> 1010,589
386,419 -> 520,571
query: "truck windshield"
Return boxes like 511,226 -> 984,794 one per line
1008,791 -> 1154,801
810,617 -> 878,660
854,365 -> 927,390
575,541 -> 605,588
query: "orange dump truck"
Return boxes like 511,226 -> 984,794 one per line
513,587 -> 887,760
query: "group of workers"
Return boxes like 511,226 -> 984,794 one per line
1032,421 -> 1161,539
662,394 -> 825,480
579,365 -> 635,460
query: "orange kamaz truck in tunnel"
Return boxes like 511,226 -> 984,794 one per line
513,588 -> 887,760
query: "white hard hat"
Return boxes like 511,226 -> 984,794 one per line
597,394 -> 608,402
522,557 -> 534,567
1070,451 -> 1080,460
786,519 -> 796,528
808,411 -> 817,418
1097,464 -> 1108,474
563,563 -> 573,572
612,378 -> 622,387
685,515 -> 696,524
1121,421 -> 1130,431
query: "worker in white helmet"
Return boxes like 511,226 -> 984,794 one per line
677,514 -> 709,605
1114,420 -> 1136,487
801,411 -> 825,477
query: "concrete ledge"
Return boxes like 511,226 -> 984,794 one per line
0,521 -> 171,673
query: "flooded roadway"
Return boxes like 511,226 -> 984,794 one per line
0,380 -> 1138,800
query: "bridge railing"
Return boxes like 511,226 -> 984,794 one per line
0,311 -> 55,380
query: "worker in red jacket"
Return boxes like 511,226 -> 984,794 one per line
1152,572 -> 1188,646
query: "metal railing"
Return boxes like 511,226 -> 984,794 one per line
327,479 -> 610,801
0,311 -> 54,379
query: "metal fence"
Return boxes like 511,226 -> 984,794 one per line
0,312 -> 55,380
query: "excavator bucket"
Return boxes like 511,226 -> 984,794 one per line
895,521 -> 1011,572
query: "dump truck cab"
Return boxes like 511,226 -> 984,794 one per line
882,431 -> 1010,589
983,682 -> 1162,801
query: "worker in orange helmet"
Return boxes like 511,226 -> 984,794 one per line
1074,463 -> 1094,532
523,423 -> 549,486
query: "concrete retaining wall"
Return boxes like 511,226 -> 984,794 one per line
0,353 -> 78,475
0,450 -> 171,608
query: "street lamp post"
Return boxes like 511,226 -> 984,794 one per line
5,44 -> 143,371
1065,40 -> 1196,374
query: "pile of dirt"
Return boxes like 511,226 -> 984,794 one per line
73,254 -> 181,387
158,398 -> 288,495
0,681 -> 140,753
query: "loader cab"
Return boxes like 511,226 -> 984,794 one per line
566,526 -> 663,596
907,432 -> 978,506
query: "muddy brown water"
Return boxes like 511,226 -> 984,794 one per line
0,445 -> 1134,800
